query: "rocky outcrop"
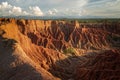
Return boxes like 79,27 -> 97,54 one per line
49,50 -> 120,80
0,18 -> 120,80
0,32 -> 62,80
75,50 -> 120,80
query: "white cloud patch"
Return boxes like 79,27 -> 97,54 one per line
0,2 -> 44,16
48,10 -> 53,15
0,2 -> 29,16
77,0 -> 88,7
45,0 -> 88,16
9,6 -> 29,16
29,6 -> 43,16
0,2 -> 12,16
46,8 -> 85,17
0,2 -> 12,9
47,8 -> 58,15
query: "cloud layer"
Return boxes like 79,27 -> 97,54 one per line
0,0 -> 120,18
0,2 -> 43,16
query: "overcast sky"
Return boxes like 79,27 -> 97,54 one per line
0,0 -> 120,18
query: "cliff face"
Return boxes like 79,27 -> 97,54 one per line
0,18 -> 120,80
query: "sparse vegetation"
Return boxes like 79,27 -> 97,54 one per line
63,47 -> 76,55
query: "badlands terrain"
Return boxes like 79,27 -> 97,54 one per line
0,18 -> 120,80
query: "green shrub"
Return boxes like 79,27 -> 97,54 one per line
63,47 -> 76,55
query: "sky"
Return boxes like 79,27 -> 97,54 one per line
0,0 -> 120,18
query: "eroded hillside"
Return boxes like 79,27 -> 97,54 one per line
0,18 -> 120,80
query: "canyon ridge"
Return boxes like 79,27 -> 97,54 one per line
0,18 -> 120,80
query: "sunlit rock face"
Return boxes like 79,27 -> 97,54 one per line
0,18 -> 120,80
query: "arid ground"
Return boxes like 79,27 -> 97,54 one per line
0,18 -> 120,80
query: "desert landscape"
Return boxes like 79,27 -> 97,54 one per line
0,18 -> 120,80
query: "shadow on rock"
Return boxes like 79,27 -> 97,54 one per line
49,50 -> 120,80
0,36 -> 42,80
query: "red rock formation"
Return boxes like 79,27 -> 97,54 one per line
5,18 -> 118,51
0,18 -> 120,80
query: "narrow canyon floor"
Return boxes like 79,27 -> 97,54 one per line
0,18 -> 120,80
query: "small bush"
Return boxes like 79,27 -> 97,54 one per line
63,47 -> 76,55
